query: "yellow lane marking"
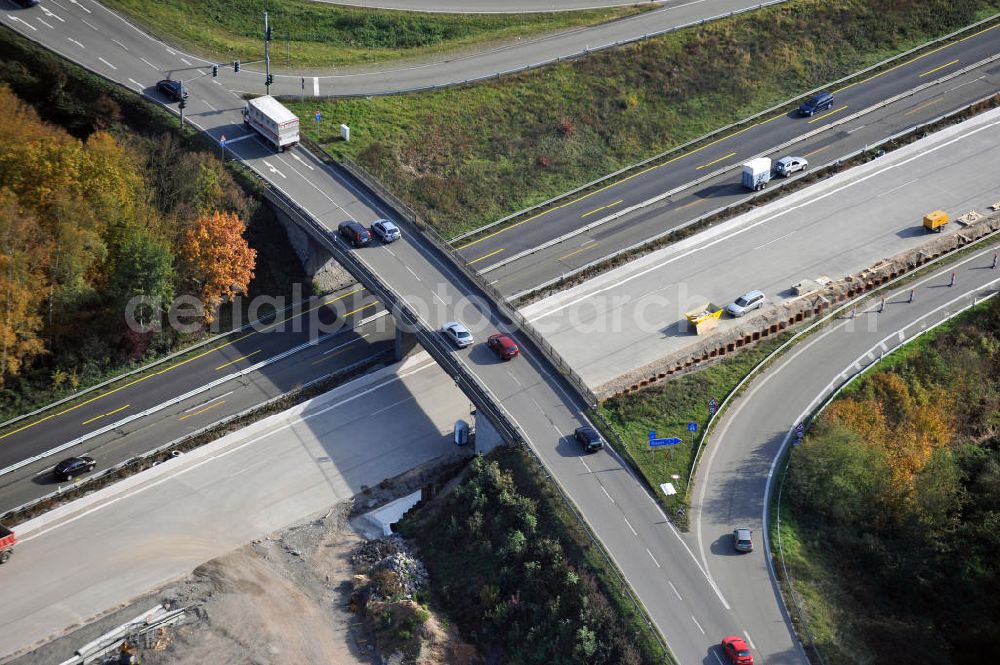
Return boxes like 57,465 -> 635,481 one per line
467,248 -> 505,265
803,145 -> 832,159
0,287 -> 368,442
558,241 -> 600,262
904,97 -> 944,116
919,58 -> 959,77
82,404 -> 130,426
215,350 -> 262,371
673,199 -> 702,212
344,302 -> 379,317
581,199 -> 623,218
456,116 -> 782,251
807,105 -> 848,124
696,151 -> 737,170
179,400 -> 226,421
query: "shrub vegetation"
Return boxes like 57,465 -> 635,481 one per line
783,296 -> 1000,664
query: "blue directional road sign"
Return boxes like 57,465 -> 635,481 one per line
687,422 -> 698,432
649,431 -> 682,447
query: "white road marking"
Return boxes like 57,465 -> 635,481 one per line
385,248 -> 396,258
846,124 -> 867,133
406,266 -> 420,280
202,100 -> 217,112
127,78 -> 143,91
579,458 -> 592,473
165,47 -> 175,55
261,160 -> 286,179
947,75 -> 985,93
322,333 -> 369,355
180,57 -> 191,66
509,373 -> 521,386
182,392 -> 232,413
291,152 -> 314,171
67,37 -> 85,48
753,230 -> 794,251
81,17 -> 97,30
7,16 -> 37,31
313,77 -> 319,96
36,17 -> 53,29
68,0 -> 91,13
668,580 -> 682,600
552,424 -> 562,437
40,6 -> 64,21
877,178 -> 918,198
691,615 -> 705,635
98,57 -> 117,70
622,516 -> 637,536
601,486 -> 614,503
140,56 -> 157,70
112,39 -> 128,50
646,548 -> 661,568
744,630 -> 756,649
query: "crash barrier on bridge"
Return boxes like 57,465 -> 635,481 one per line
598,210 -> 1000,400
310,141 -> 599,409
450,12 -> 1000,249
511,89 -> 1000,304
0,352 -> 393,524
258,178 -> 528,447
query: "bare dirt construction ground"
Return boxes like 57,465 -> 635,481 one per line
141,501 -> 371,665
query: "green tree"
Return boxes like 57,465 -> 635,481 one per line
107,226 -> 175,331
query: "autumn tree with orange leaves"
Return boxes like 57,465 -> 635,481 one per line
180,211 -> 256,323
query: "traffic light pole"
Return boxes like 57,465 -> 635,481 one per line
264,10 -> 271,96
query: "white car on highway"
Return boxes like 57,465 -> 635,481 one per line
442,321 -> 473,348
774,155 -> 808,177
726,290 -> 766,317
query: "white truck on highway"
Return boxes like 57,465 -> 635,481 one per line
243,95 -> 299,151
741,157 -> 771,191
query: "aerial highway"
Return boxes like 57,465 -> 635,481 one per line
0,286 -> 392,513
317,0 -> 671,12
456,23 -> 1000,289
1,2 -> 762,663
3,2 -> 996,664
2,0 -> 782,97
521,107 -> 1000,389
691,243 -> 1000,663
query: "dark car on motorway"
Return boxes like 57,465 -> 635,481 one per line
338,220 -> 371,247
156,79 -> 188,102
732,527 -> 753,553
797,91 -> 833,116
486,333 -> 519,360
12,0 -> 40,7
53,456 -> 96,481
370,219 -> 400,243
574,426 -> 605,453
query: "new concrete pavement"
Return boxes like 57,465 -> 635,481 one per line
0,353 -> 469,660
522,106 -> 1000,389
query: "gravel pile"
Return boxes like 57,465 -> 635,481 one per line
352,536 -> 428,599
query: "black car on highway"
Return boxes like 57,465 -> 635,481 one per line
156,79 -> 188,102
53,456 -> 96,481
574,426 -> 605,453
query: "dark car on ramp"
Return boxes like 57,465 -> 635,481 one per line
156,79 -> 188,102
53,456 -> 96,481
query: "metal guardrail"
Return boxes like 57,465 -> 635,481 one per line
258,175 -> 528,444
1,350 -> 392,522
309,140 -> 599,408
510,88 -> 1000,302
446,12 -> 1000,246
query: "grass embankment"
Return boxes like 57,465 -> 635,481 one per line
100,0 -> 648,69
776,295 -> 1000,663
400,449 -> 669,665
295,0 -> 1000,237
595,333 -> 791,521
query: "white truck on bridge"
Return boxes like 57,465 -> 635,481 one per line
243,95 -> 299,151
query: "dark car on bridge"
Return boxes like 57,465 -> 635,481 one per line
156,79 -> 188,102
338,220 -> 372,248
12,0 -> 40,7
53,456 -> 96,481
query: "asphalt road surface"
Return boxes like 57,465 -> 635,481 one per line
1,0 -> 782,96
691,243 -> 1000,663
521,106 -> 1000,389
0,354 -> 470,660
457,25 -> 1000,284
315,0 -> 662,11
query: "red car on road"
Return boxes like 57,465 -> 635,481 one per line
721,636 -> 753,665
487,334 -> 519,360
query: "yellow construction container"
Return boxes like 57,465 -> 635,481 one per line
922,210 -> 949,233
684,303 -> 723,335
